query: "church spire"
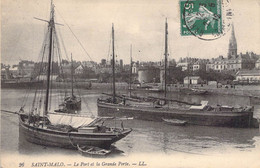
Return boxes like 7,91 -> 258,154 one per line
228,23 -> 237,59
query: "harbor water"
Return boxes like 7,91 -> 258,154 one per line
1,88 -> 260,157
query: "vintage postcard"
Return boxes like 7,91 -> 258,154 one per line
1,0 -> 260,168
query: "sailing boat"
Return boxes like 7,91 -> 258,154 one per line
55,54 -> 81,113
97,19 -> 257,128
19,1 -> 131,150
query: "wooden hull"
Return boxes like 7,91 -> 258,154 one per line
19,114 -> 132,149
97,102 -> 257,128
77,145 -> 111,156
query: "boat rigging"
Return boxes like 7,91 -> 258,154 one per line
16,0 -> 132,151
97,19 -> 258,128
164,18 -> 168,99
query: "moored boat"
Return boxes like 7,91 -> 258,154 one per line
55,55 -> 81,114
18,0 -> 132,150
19,113 -> 131,149
97,19 -> 257,128
97,99 -> 256,128
77,145 -> 111,156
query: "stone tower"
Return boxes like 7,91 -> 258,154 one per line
228,24 -> 237,59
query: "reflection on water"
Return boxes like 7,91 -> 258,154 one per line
115,119 -> 259,155
1,89 -> 260,157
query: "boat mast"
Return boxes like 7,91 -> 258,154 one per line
112,23 -> 116,103
71,53 -> 74,97
187,53 -> 190,89
129,44 -> 132,97
44,1 -> 55,115
164,18 -> 168,98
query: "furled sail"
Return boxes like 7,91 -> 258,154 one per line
48,113 -> 96,128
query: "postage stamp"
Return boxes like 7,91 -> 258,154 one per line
180,0 -> 231,40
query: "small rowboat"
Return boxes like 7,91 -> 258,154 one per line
77,145 -> 111,157
162,118 -> 187,126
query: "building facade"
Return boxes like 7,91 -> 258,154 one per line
256,59 -> 260,69
206,24 -> 259,72
177,57 -> 208,71
235,70 -> 260,84
184,76 -> 203,85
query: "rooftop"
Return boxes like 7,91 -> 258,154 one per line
236,70 -> 260,76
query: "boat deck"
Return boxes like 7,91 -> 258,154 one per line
97,101 -> 257,128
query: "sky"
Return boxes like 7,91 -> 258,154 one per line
1,0 -> 260,65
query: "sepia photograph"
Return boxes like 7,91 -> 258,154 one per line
1,0 -> 260,167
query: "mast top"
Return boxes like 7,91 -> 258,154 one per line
49,0 -> 55,22
164,17 -> 168,98
112,23 -> 116,103
165,18 -> 168,34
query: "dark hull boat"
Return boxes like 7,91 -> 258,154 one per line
97,19 -> 258,128
97,101 -> 257,128
19,113 -> 131,149
64,96 -> 81,111
55,96 -> 81,113
55,54 -> 82,113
